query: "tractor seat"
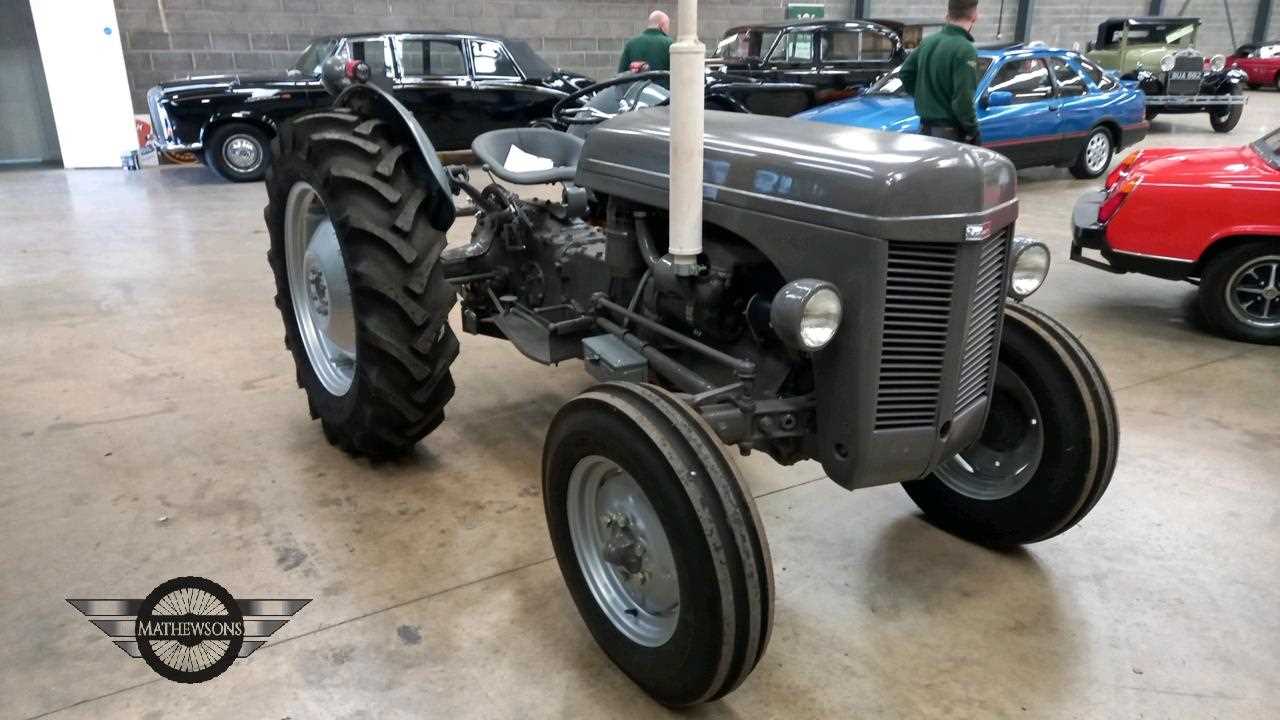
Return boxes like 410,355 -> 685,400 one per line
471,128 -> 584,185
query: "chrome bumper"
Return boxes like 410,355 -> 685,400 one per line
152,139 -> 203,153
146,86 -> 201,153
1145,94 -> 1247,106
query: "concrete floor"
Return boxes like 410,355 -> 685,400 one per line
2,92 -> 1278,720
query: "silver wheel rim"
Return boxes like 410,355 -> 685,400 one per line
566,455 -> 680,647
1226,255 -> 1280,329
935,366 -> 1044,501
1084,132 -> 1110,174
284,182 -> 357,396
223,134 -> 263,173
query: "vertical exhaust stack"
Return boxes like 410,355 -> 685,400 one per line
667,0 -> 704,276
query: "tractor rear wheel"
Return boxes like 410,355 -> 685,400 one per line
264,108 -> 459,458
903,304 -> 1119,546
543,383 -> 773,705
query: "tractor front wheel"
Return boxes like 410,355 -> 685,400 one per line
264,109 -> 460,458
903,304 -> 1119,546
543,383 -> 773,706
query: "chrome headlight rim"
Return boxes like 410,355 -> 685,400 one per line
1160,53 -> 1177,72
771,279 -> 843,351
1008,237 -> 1051,301
1210,54 -> 1226,72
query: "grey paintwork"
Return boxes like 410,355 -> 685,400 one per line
576,108 -> 1018,244
576,109 -> 1019,490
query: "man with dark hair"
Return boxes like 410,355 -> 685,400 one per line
900,0 -> 982,145
619,10 -> 673,73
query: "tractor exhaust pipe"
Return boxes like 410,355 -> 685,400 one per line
667,0 -> 704,276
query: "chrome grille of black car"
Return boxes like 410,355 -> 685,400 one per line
875,242 -> 957,430
954,233 -> 1008,413
1165,54 -> 1204,95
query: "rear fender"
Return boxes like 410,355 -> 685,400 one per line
200,109 -> 277,146
332,83 -> 455,232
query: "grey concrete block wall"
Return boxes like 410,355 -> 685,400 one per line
117,0 -> 1280,113
116,0 -> 785,112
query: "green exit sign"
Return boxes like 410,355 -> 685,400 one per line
786,3 -> 826,19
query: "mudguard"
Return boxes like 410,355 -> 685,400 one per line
331,83 -> 456,232
1200,69 -> 1246,93
199,109 -> 277,147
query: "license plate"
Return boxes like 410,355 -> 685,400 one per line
1169,70 -> 1201,81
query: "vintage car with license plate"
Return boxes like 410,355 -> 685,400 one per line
1071,128 -> 1280,344
794,44 -> 1148,179
1086,16 -> 1247,132
146,32 -> 591,182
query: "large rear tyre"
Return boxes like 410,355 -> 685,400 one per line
265,108 -> 459,458
1209,86 -> 1244,133
903,304 -> 1119,546
1198,240 -> 1280,344
543,383 -> 773,706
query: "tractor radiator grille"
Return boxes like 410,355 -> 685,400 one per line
875,242 -> 957,430
954,233 -> 1009,413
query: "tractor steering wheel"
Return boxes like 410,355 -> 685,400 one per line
552,71 -> 673,126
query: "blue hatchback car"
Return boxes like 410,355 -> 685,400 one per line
795,43 -> 1149,178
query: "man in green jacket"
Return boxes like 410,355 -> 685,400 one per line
618,10 -> 673,73
900,0 -> 982,145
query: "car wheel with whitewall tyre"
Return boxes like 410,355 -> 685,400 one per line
1069,127 -> 1113,179
206,122 -> 272,182
1199,240 -> 1280,345
902,303 -> 1119,546
542,383 -> 772,706
264,108 -> 460,457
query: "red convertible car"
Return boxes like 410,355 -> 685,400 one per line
1228,40 -> 1279,90
1072,127 -> 1280,344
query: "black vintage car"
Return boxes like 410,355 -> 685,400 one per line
708,19 -> 906,104
147,32 -> 592,181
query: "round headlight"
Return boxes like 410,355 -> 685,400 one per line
1160,54 -> 1176,72
1210,54 -> 1226,72
771,280 -> 843,350
1009,239 -> 1051,300
799,288 -> 842,349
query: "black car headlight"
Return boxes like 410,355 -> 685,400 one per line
1210,54 -> 1226,72
1008,237 -> 1050,301
771,279 -> 843,350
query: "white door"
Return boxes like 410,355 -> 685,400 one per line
28,0 -> 136,168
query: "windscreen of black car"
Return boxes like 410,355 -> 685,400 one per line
1253,128 -> 1280,170
867,57 -> 993,95
989,58 -> 1053,103
293,38 -> 339,75
1050,57 -> 1087,96
505,40 -> 554,78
